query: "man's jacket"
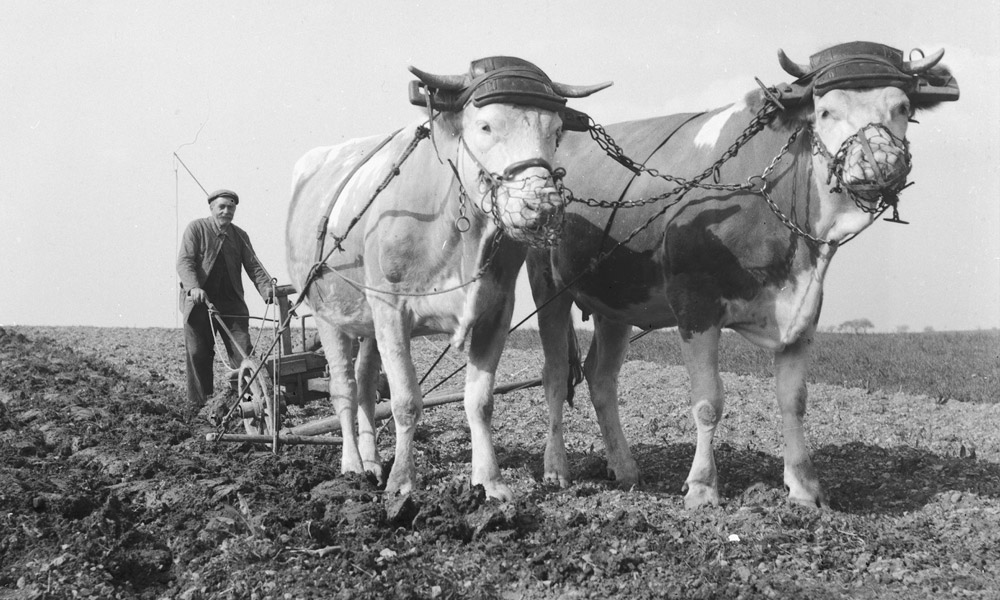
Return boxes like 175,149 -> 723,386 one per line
176,217 -> 272,317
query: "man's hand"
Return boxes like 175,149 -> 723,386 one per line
188,287 -> 208,305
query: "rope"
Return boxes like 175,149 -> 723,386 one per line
172,152 -> 208,194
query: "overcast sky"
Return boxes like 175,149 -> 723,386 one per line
2,1 -> 998,333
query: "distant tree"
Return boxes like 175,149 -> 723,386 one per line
924,326 -> 935,333
896,325 -> 910,334
839,318 -> 875,334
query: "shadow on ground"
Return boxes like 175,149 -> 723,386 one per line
505,440 -> 1000,515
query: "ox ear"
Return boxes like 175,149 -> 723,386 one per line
408,80 -> 465,112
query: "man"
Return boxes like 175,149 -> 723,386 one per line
177,188 -> 274,419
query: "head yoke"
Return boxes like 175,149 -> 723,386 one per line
408,56 -> 611,131
773,41 -> 959,107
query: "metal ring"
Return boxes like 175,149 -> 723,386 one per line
455,216 -> 471,232
746,175 -> 767,194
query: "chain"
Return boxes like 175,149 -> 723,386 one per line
759,185 -> 836,246
573,93 -> 894,251
328,125 -> 430,253
578,100 -> 781,211
302,123 -> 501,301
573,104 -> 806,261
320,136 -> 509,298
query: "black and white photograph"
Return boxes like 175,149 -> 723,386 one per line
1,2 -> 998,598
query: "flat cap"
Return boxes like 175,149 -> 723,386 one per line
207,189 -> 239,204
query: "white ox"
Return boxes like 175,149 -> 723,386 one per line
527,42 -> 958,508
286,57 -> 609,500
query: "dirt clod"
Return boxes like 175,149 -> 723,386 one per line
2,326 -> 999,599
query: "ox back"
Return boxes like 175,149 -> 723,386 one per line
547,92 -> 823,344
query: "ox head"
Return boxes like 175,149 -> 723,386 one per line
409,56 -> 611,247
777,42 -> 958,213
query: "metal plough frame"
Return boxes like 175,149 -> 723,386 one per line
204,286 -> 543,453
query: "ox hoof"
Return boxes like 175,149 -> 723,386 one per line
784,469 -> 829,509
482,480 -> 515,502
543,448 -> 570,488
385,480 -> 414,497
340,460 -> 366,476
608,461 -> 640,490
363,461 -> 387,486
683,482 -> 721,509
786,487 -> 829,510
542,467 -> 572,488
543,472 -> 572,489
385,470 -> 415,497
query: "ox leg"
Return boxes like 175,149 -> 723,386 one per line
585,316 -> 640,487
679,327 -> 724,508
527,253 -> 576,486
465,306 -> 516,501
354,337 -> 384,481
374,318 -> 421,496
774,327 -> 828,508
315,320 -> 364,474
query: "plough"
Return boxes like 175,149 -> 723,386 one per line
205,285 -> 541,452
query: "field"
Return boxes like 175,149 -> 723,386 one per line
505,329 -> 1000,404
1,325 -> 999,599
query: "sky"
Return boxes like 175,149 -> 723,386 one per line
1,1 -> 998,333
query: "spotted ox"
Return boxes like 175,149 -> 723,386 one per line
527,42 -> 958,508
286,57 -> 609,500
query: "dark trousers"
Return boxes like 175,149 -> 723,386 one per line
184,304 -> 251,411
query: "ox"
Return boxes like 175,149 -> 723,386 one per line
527,42 -> 958,508
286,57 -> 610,500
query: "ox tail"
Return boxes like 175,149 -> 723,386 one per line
566,326 -> 583,408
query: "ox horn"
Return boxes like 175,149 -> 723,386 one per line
777,49 -> 810,79
408,65 -> 469,90
550,80 -> 614,98
903,48 -> 945,74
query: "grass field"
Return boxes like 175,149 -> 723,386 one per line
504,328 -> 1000,404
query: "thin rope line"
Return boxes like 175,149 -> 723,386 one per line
173,152 -> 207,195
174,158 -> 180,329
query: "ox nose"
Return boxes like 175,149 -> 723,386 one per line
491,161 -> 567,248
840,123 -> 911,201
501,157 -> 556,181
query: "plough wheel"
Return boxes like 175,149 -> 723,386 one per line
237,358 -> 276,436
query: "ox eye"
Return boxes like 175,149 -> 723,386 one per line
818,109 -> 832,120
478,122 -> 492,134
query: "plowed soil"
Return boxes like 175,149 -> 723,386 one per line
2,326 -> 999,599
